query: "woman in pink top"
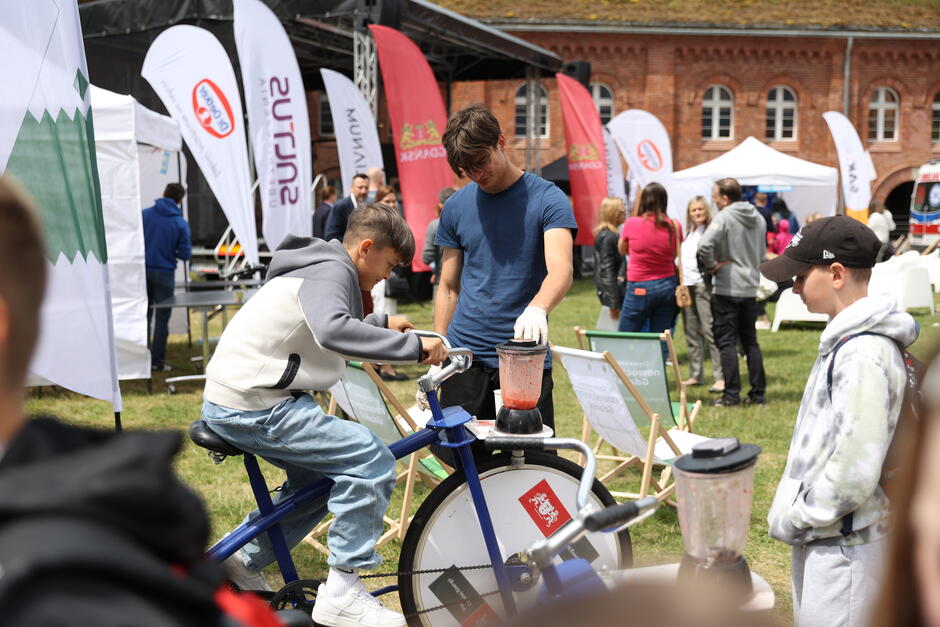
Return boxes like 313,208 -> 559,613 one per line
616,182 -> 682,339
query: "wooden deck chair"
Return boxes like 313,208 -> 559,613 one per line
303,362 -> 448,555
554,345 -> 712,502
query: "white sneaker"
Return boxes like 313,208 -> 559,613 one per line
222,554 -> 272,592
312,582 -> 406,627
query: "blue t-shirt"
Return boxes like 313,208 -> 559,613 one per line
435,172 -> 577,367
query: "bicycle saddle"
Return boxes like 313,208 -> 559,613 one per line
188,420 -> 243,457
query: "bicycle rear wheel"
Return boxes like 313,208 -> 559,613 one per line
398,451 -> 631,626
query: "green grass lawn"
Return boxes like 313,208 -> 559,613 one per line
25,278 -> 940,619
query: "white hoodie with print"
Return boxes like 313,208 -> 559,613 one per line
767,293 -> 918,547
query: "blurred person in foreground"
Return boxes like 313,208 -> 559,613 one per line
760,215 -> 917,627
680,196 -> 724,392
591,197 -> 626,331
697,177 -> 767,407
0,176 -> 256,625
872,343 -> 940,627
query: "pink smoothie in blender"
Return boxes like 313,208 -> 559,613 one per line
495,340 -> 547,433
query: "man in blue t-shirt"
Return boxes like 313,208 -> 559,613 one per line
432,104 -> 577,435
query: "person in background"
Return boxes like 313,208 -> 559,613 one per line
768,219 -> 794,257
867,199 -> 896,247
697,177 -> 767,407
422,187 -> 457,298
872,343 -> 940,627
313,185 -> 336,239
771,197 -> 800,234
680,196 -> 724,393
366,167 -> 385,201
617,182 -> 681,351
324,172 -> 370,243
753,192 -> 775,233
591,197 -> 626,331
805,212 -> 822,224
142,183 -> 191,372
372,184 -> 407,381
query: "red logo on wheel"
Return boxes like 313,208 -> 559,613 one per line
519,479 -> 572,537
192,78 -> 235,138
637,139 -> 663,171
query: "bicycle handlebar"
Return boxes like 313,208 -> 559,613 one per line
583,497 -> 659,532
410,330 -> 473,394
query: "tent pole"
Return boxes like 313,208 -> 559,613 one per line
114,411 -> 122,433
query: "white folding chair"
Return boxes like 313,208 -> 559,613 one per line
770,287 -> 828,332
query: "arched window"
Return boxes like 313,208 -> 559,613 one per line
319,92 -> 334,136
867,87 -> 899,142
514,83 -> 549,138
765,86 -> 797,141
590,82 -> 614,125
702,85 -> 733,140
932,92 -> 940,143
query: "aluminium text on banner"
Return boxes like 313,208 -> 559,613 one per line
369,24 -> 452,272
234,0 -> 311,251
556,73 -> 607,245
321,68 -> 384,198
1,0 -> 121,408
822,111 -> 877,223
142,25 -> 259,265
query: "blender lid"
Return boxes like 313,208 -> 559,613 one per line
495,339 -> 548,353
674,438 -> 761,474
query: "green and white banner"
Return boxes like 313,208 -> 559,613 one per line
1,0 -> 122,409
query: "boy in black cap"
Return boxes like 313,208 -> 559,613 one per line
762,216 -> 918,626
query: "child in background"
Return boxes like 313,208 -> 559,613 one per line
760,216 -> 917,627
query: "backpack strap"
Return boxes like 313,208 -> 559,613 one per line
826,331 -> 899,402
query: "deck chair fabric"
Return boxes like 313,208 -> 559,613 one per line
304,362 -> 447,555
554,345 -> 711,502
575,328 -> 700,430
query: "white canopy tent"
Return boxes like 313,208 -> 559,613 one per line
672,137 -> 838,227
91,85 -> 188,380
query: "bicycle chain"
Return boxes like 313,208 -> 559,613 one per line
358,563 -> 501,618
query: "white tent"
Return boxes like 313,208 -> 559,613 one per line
91,86 -> 187,380
672,137 -> 838,226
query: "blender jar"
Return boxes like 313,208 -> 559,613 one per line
673,438 -> 761,564
495,340 -> 547,410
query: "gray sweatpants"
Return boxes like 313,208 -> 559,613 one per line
791,538 -> 885,627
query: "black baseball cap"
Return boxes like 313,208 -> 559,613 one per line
759,216 -> 882,282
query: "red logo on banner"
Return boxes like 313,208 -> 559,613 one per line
519,479 -> 572,537
192,79 -> 235,138
637,139 -> 663,171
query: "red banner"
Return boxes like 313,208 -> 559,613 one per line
556,74 -> 607,246
369,25 -> 453,271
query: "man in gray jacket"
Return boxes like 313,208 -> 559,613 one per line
697,178 -> 767,407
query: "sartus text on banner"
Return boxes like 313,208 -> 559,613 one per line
1,0 -> 121,408
234,0 -> 311,251
822,111 -> 877,223
369,24 -> 452,272
321,69 -> 384,198
142,25 -> 259,265
556,74 -> 607,246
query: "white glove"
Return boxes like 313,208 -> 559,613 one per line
415,364 -> 443,410
513,306 -> 548,343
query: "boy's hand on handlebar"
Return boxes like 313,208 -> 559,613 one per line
388,315 -> 414,332
420,337 -> 448,365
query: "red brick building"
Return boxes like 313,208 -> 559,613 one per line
311,1 -> 940,223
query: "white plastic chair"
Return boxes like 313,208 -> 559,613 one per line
771,288 -> 828,332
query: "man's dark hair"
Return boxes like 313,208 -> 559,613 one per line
714,178 -> 742,203
352,172 -> 369,184
163,183 -> 186,204
442,104 -> 501,177
322,185 -> 336,201
344,202 -> 415,264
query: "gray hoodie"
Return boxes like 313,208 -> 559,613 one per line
696,201 -> 766,298
204,236 -> 422,410
767,294 -> 918,546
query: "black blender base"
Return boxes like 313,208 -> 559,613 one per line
495,407 -> 544,434
677,554 -> 753,602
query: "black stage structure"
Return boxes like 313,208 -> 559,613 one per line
79,0 -> 562,244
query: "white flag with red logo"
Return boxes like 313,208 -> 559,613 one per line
142,25 -> 258,264
234,0 -> 311,251
608,109 -> 678,217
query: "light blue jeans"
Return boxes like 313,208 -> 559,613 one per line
202,395 -> 396,570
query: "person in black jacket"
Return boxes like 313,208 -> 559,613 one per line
0,176 -> 263,626
323,173 -> 370,243
592,197 -> 627,329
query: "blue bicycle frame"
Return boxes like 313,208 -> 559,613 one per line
206,387 -> 520,616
